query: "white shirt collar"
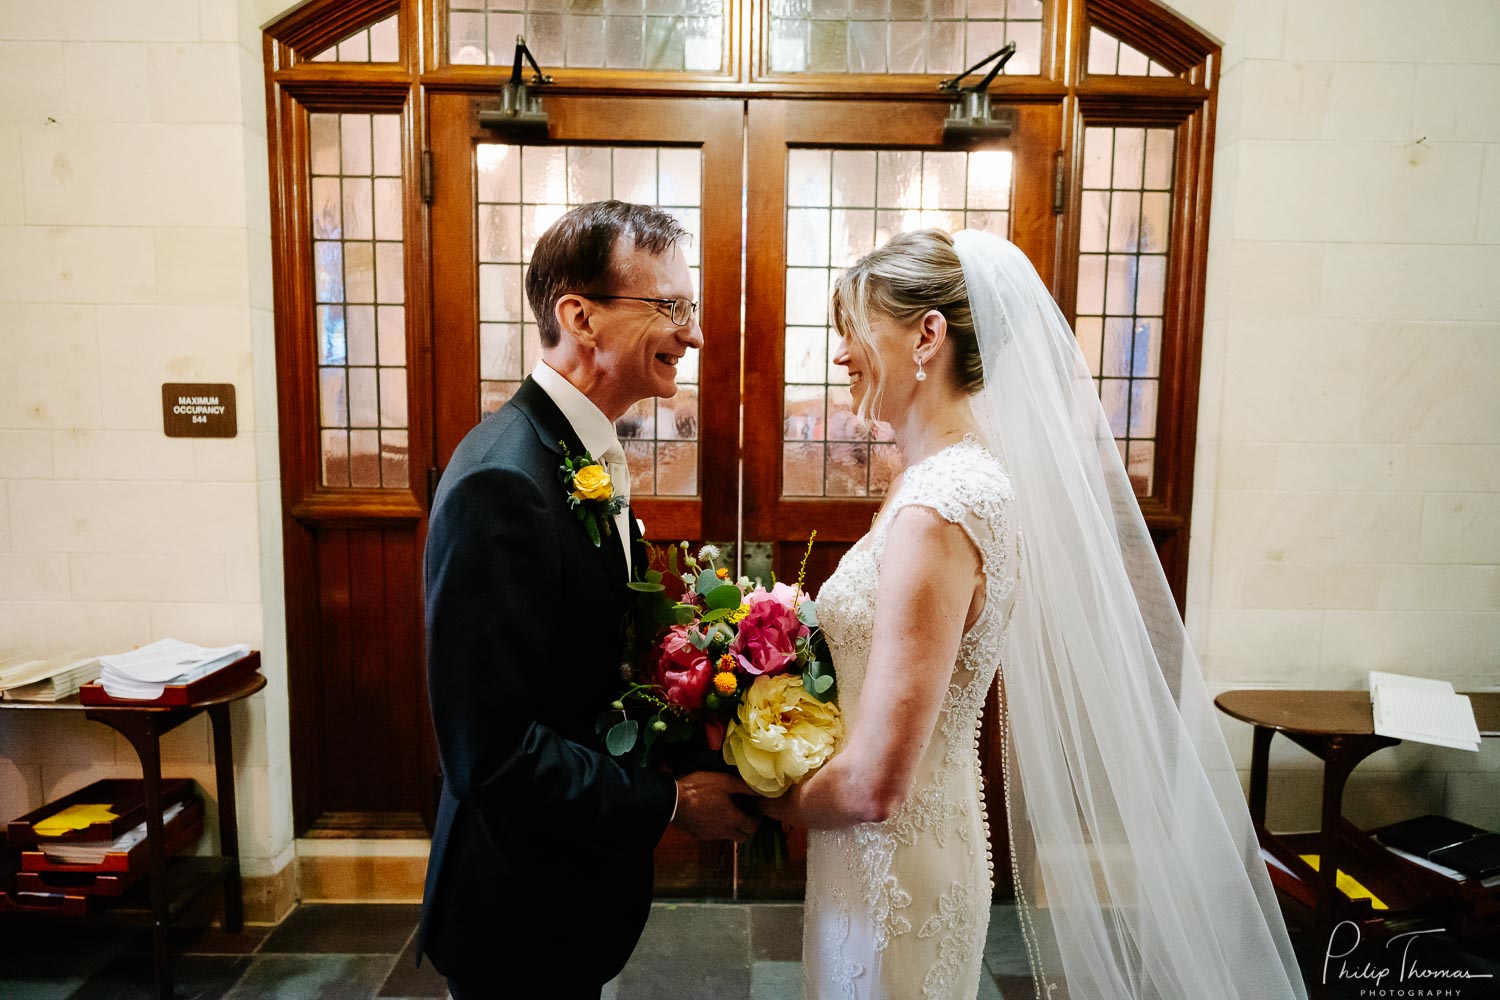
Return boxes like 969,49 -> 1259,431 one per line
531,361 -> 621,461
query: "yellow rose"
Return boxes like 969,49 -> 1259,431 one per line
722,674 -> 843,798
571,463 -> 613,502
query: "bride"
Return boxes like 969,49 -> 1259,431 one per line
761,229 -> 1308,1000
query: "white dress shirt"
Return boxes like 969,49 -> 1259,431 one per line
531,361 -> 632,578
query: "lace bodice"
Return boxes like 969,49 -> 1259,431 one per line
803,437 -> 1022,1000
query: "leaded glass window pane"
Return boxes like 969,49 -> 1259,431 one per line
476,144 -> 704,497
450,0 -> 725,71
310,13 -> 400,63
310,112 -> 409,489
782,149 -> 1013,498
1075,125 -> 1174,495
1086,26 -> 1173,77
767,0 -> 1045,76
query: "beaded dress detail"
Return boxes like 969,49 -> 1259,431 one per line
802,437 -> 1022,1000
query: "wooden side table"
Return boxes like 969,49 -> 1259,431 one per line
1215,689 -> 1500,988
1,670 -> 267,1000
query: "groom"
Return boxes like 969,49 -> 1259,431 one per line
419,201 -> 758,998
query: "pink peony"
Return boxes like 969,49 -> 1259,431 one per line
752,582 -> 803,609
655,626 -> 712,709
730,598 -> 810,676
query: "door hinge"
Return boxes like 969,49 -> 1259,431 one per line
1052,150 -> 1065,215
427,466 -> 441,504
420,150 -> 434,204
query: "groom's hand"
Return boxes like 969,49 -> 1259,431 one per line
672,772 -> 760,843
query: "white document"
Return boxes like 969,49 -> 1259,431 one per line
99,639 -> 250,699
40,802 -> 188,865
1369,670 -> 1482,752
0,652 -> 94,691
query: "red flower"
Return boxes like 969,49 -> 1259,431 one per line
655,625 -> 712,709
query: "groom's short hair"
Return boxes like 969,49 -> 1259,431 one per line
527,200 -> 688,349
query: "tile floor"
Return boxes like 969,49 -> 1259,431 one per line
1,899 -> 1496,999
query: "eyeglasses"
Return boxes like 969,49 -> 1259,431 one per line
576,294 -> 699,327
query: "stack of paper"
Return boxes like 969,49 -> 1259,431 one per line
0,653 -> 101,701
39,802 -> 188,865
1369,671 -> 1482,751
100,639 -> 251,701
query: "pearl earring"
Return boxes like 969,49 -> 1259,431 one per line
915,357 -> 927,382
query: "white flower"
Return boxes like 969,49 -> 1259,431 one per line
736,575 -> 752,589
697,544 -> 721,562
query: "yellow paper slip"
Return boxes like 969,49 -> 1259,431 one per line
1299,854 -> 1388,910
33,803 -> 119,836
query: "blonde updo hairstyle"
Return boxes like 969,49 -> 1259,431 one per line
830,229 -> 985,425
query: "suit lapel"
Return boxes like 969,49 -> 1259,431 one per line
511,376 -> 630,586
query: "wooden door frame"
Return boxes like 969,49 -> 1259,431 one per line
265,7 -> 439,834
263,0 -> 1219,848
741,99 -> 1064,551
736,99 -> 1062,899
427,93 -> 746,543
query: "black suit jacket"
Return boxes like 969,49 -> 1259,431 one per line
418,377 -> 676,987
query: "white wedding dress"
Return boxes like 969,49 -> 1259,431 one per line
803,436 -> 1021,1000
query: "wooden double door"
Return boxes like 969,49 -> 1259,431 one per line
296,89 -> 1060,896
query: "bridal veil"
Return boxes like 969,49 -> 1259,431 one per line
952,229 -> 1307,1000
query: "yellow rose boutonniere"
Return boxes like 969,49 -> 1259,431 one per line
558,441 -> 627,547
571,463 -> 613,502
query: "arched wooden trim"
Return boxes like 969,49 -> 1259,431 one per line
1084,0 -> 1218,77
268,0 -> 404,71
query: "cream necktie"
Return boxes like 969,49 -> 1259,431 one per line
601,444 -> 632,579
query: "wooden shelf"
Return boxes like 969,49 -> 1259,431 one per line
0,857 -> 231,923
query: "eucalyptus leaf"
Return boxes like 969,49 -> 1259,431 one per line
688,629 -> 711,651
672,605 -> 696,626
627,581 -> 666,592
667,546 -> 679,575
804,659 -> 837,702
605,719 -> 639,756
645,569 -> 663,585
706,585 -> 743,611
696,568 -> 721,596
797,601 -> 819,628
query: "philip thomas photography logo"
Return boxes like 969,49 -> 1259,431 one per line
1323,920 -> 1495,998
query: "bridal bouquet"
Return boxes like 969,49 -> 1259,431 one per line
602,536 -> 841,863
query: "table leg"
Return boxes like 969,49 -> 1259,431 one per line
1249,725 -> 1272,828
1316,738 -> 1359,970
114,717 -> 175,1000
208,703 -> 244,933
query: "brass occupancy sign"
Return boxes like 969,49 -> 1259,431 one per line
162,383 -> 237,438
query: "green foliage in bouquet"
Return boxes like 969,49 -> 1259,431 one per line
601,534 -> 840,867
